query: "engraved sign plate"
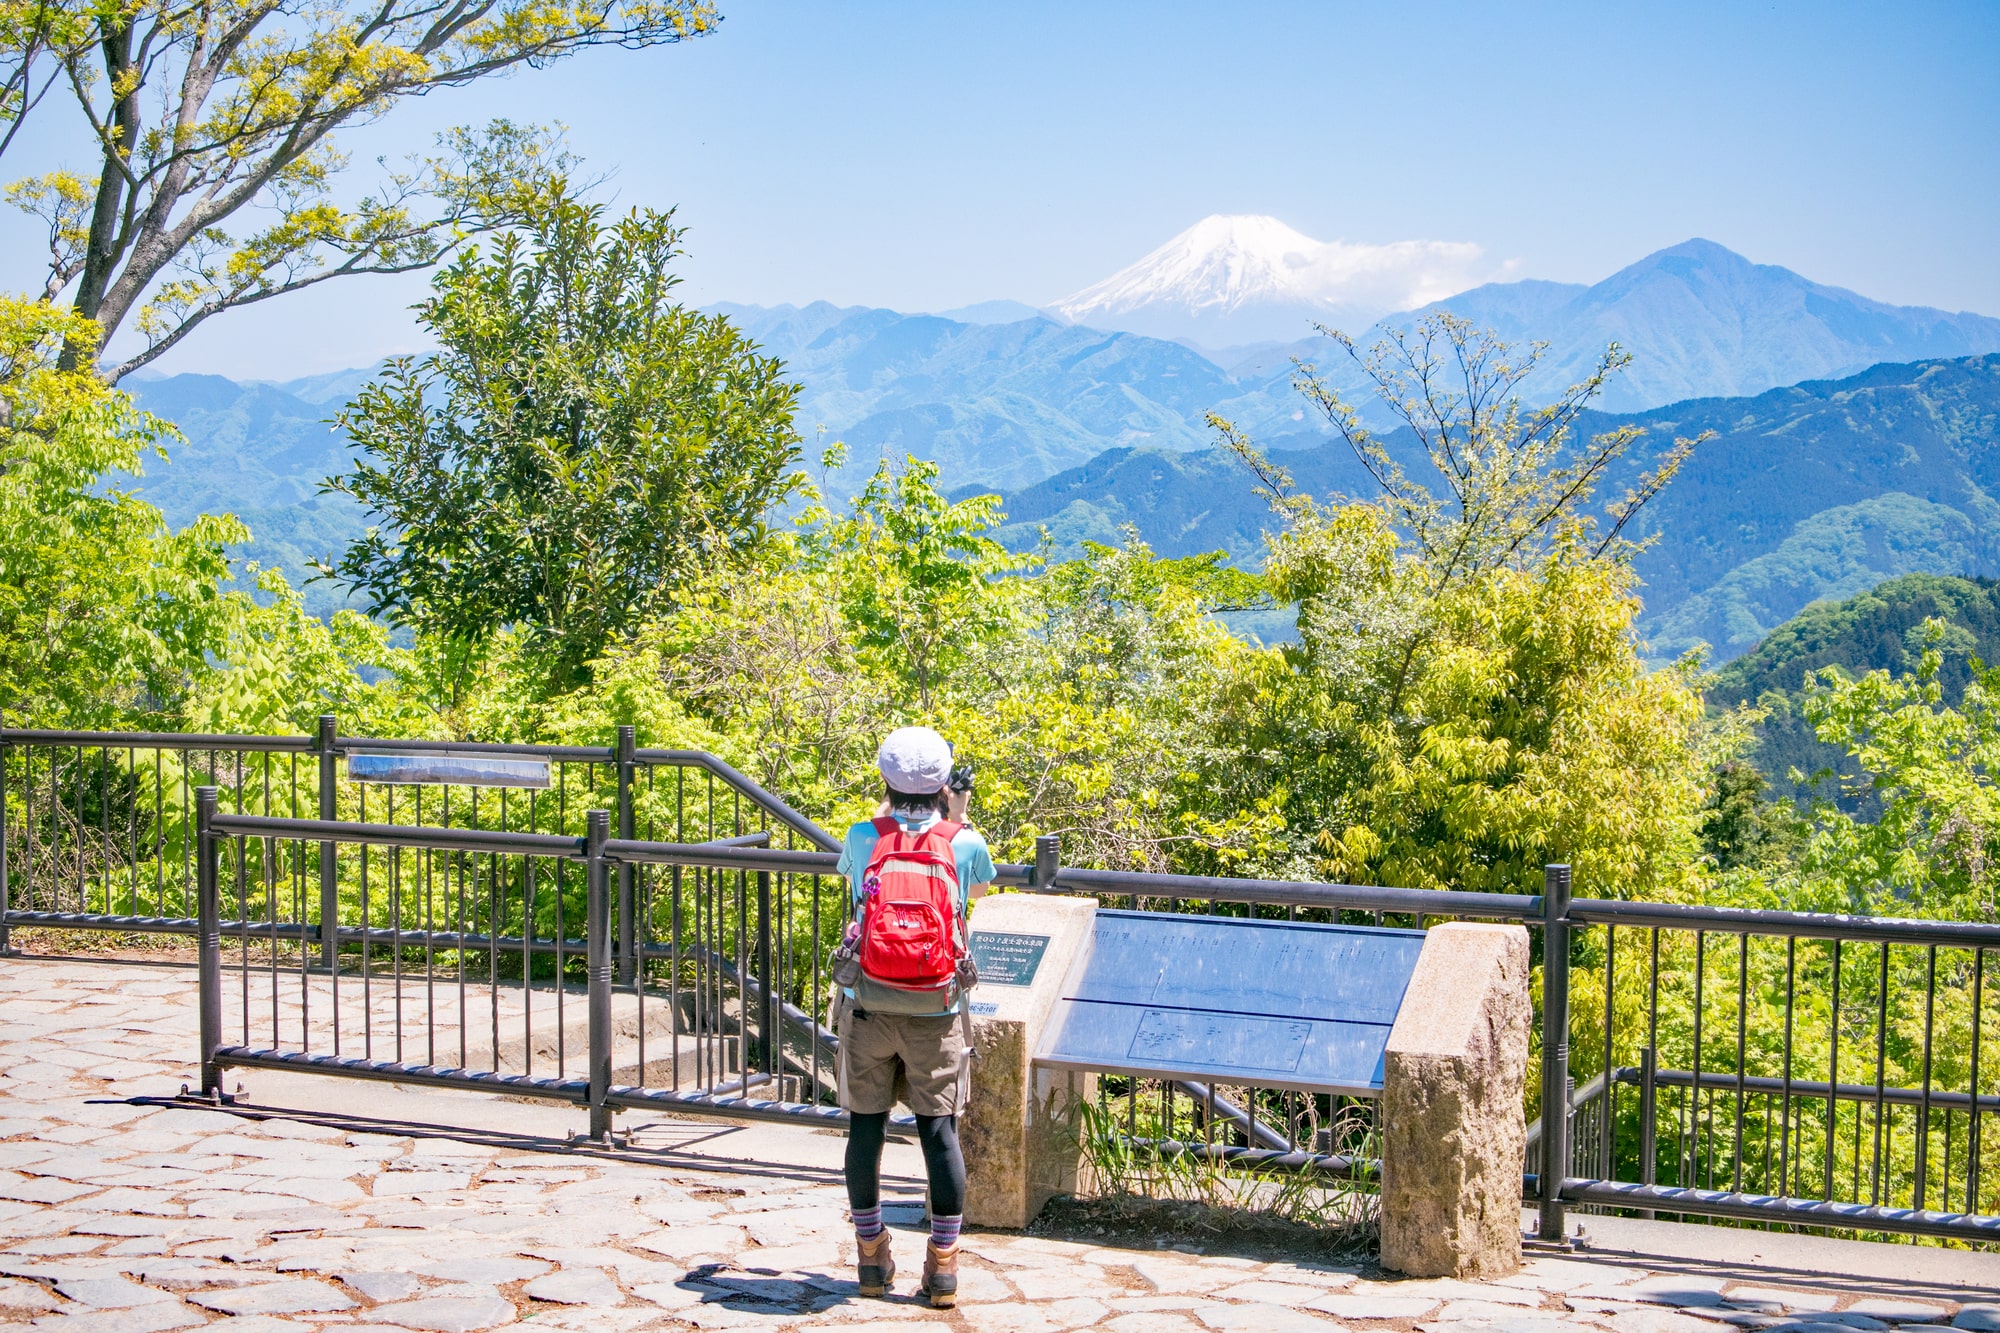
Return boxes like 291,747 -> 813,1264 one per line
1037,910 -> 1425,1096
347,752 -> 551,789
969,931 -> 1051,987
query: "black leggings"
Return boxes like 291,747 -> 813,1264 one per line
845,1111 -> 965,1217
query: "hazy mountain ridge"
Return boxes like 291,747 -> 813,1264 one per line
1226,240 -> 2000,413
124,372 -> 369,619
986,355 -> 2000,665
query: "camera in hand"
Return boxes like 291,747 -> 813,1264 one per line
948,761 -> 975,794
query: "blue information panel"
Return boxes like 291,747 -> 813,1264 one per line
346,752 -> 551,789
1037,910 -> 1425,1096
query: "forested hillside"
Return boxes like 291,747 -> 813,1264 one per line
1709,573 -> 2000,803
994,355 -> 2000,664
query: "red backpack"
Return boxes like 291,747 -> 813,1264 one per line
855,816 -> 966,1008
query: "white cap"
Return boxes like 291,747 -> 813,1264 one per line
876,726 -> 953,794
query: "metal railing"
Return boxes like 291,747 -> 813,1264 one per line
13,726 -> 2000,1246
0,720 -> 835,989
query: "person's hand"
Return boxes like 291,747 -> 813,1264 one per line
945,786 -> 972,823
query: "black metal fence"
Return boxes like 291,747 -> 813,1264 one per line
11,724 -> 2000,1247
0,721 -> 835,987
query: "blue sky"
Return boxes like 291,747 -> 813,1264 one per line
10,0 -> 1998,377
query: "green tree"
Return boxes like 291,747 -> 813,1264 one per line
0,296 -> 243,725
3,0 -> 717,377
1210,316 -> 1718,896
1798,623 -> 2000,919
326,194 -> 803,695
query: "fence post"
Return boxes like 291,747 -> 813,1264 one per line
1538,862 -> 1572,1241
756,868 -> 774,1079
585,809 -> 613,1142
615,726 -> 635,989
1637,1044 -> 1657,1219
317,714 -> 338,972
196,787 -> 224,1100
1034,834 -> 1061,891
0,738 -> 11,957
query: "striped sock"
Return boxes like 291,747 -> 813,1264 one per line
930,1213 -> 962,1250
852,1205 -> 884,1240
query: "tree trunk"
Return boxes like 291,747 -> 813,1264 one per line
60,18 -> 140,374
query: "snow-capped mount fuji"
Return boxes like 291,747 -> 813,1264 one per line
1050,214 -> 1498,348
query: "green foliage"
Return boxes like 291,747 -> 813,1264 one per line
326,194 -> 803,694
1707,573 -> 2000,807
0,297 -> 244,726
4,0 -> 718,379
1796,626 -> 2000,918
1206,316 -> 1718,897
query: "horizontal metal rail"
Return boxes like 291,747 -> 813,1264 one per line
1613,1063 -> 2000,1113
0,729 -> 313,753
1571,897 -> 2000,948
336,736 -> 613,761
604,1085 -> 917,1137
2,910 -> 595,957
603,838 -> 838,874
1558,1178 -> 2000,1242
1047,867 -> 1542,920
211,1047 -> 591,1105
210,813 -> 582,858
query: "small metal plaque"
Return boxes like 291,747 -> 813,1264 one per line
968,1001 -> 999,1016
969,931 -> 1050,987
1037,910 -> 1425,1096
346,752 -> 551,789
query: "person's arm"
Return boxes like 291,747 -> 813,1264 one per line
962,833 -> 996,905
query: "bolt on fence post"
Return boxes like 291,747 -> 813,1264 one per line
1034,834 -> 1060,892
196,787 -> 223,1099
585,809 -> 613,1142
317,714 -> 338,972
1538,863 -> 1573,1241
615,726 -> 636,989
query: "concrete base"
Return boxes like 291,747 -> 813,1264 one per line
959,892 -> 1097,1229
1380,922 -> 1531,1278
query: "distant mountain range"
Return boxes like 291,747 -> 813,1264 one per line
720,237 -> 2000,496
123,372 -> 371,619
991,354 -> 2000,663
122,233 -> 2000,662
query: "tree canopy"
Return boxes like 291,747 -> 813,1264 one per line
2,0 -> 718,378
324,195 -> 803,693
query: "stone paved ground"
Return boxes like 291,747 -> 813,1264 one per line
2,953 -> 1997,1333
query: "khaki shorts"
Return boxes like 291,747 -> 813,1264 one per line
835,1003 -> 968,1117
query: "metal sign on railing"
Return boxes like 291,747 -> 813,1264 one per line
346,752 -> 551,788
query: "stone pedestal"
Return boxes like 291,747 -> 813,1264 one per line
958,892 -> 1097,1229
1379,921 -> 1531,1278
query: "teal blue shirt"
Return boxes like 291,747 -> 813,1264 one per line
837,812 -> 996,915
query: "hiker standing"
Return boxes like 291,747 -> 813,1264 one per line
831,726 -> 993,1308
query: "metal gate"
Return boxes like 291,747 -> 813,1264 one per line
189,792 -> 871,1135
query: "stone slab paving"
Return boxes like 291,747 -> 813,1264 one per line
1,954 -> 1995,1333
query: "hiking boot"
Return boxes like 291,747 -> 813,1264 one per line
855,1229 -> 894,1297
919,1240 -> 958,1308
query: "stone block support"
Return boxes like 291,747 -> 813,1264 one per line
1380,921 -> 1531,1278
959,892 -> 1097,1229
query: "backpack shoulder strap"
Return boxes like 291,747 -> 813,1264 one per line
928,820 -> 962,845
